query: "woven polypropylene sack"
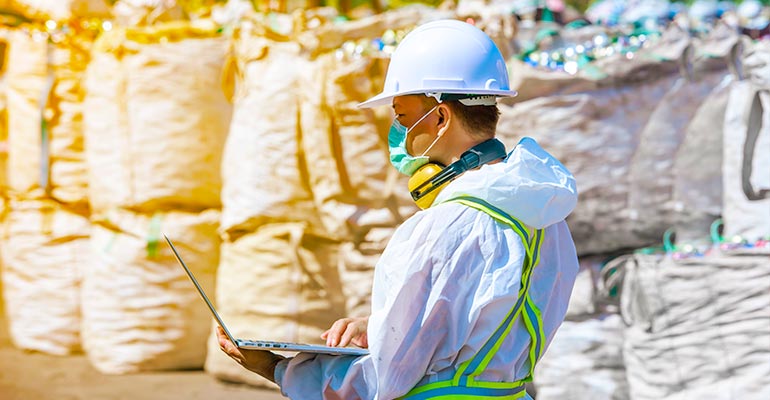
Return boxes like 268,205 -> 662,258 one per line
627,66 -> 728,244
721,40 -> 770,241
5,29 -> 91,208
507,56 -> 599,103
219,27 -> 319,238
534,257 -> 629,400
81,208 -> 220,373
497,73 -> 678,255
671,75 -> 733,242
111,0 -> 185,26
0,198 -> 90,355
204,223 -> 346,388
84,23 -> 231,214
221,8 -> 430,239
1,0 -> 111,21
0,48 -> 7,197
297,13 -> 423,316
300,52 -> 392,239
301,50 -> 419,315
534,315 -> 628,400
500,25 -> 707,255
620,250 -> 770,399
722,84 -> 770,241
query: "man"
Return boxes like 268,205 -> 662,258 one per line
218,19 -> 579,399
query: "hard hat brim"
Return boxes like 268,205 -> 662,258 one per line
357,88 -> 518,109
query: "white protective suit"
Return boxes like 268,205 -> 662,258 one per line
275,137 -> 579,399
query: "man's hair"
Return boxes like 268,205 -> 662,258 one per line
422,96 -> 500,139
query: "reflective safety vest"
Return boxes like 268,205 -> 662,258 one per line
400,196 -> 546,400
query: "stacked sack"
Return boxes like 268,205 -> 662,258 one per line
617,244 -> 770,399
498,23 -> 736,255
0,0 -> 111,21
533,257 -> 629,400
626,24 -> 738,246
0,25 -> 7,342
610,35 -> 770,400
208,6 -> 434,387
671,26 -> 742,243
0,27 -> 7,211
0,21 -> 94,355
723,38 -> 770,242
82,18 -> 231,373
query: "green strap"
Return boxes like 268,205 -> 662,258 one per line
710,219 -> 724,245
38,41 -> 55,194
146,213 -> 163,258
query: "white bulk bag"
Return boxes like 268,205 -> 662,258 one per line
84,22 -> 231,214
671,75 -> 733,242
0,0 -> 111,21
619,250 -> 770,399
534,315 -> 628,400
722,82 -> 770,241
81,208 -> 220,373
627,67 -> 727,243
0,199 -> 90,355
497,73 -> 678,255
5,29 -> 90,208
219,30 -> 319,237
205,223 -> 346,388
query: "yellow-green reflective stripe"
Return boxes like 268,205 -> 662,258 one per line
527,230 -> 546,359
463,234 -> 542,385
403,198 -> 545,399
519,229 -> 543,288
521,299 -> 542,379
448,198 -> 535,386
405,394 -> 526,400
530,228 -> 544,269
402,381 -> 527,400
521,229 -> 546,379
401,380 -> 526,398
448,198 -> 543,387
449,197 -> 532,256
462,290 -> 528,385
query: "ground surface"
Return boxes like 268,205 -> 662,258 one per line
0,278 -> 286,400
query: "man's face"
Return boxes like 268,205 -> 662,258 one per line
392,95 -> 439,156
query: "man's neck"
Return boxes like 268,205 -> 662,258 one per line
442,133 -> 491,166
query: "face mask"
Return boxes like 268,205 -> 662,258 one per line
388,106 -> 443,176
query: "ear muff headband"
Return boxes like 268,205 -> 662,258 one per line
410,138 -> 507,202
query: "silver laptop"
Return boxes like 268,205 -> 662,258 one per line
165,235 -> 369,357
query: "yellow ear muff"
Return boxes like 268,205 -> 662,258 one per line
408,163 -> 451,210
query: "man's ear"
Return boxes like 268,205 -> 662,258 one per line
436,104 -> 451,131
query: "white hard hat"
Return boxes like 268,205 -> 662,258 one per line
358,19 -> 516,108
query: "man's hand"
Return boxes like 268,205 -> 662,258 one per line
321,316 -> 369,349
216,326 -> 286,383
